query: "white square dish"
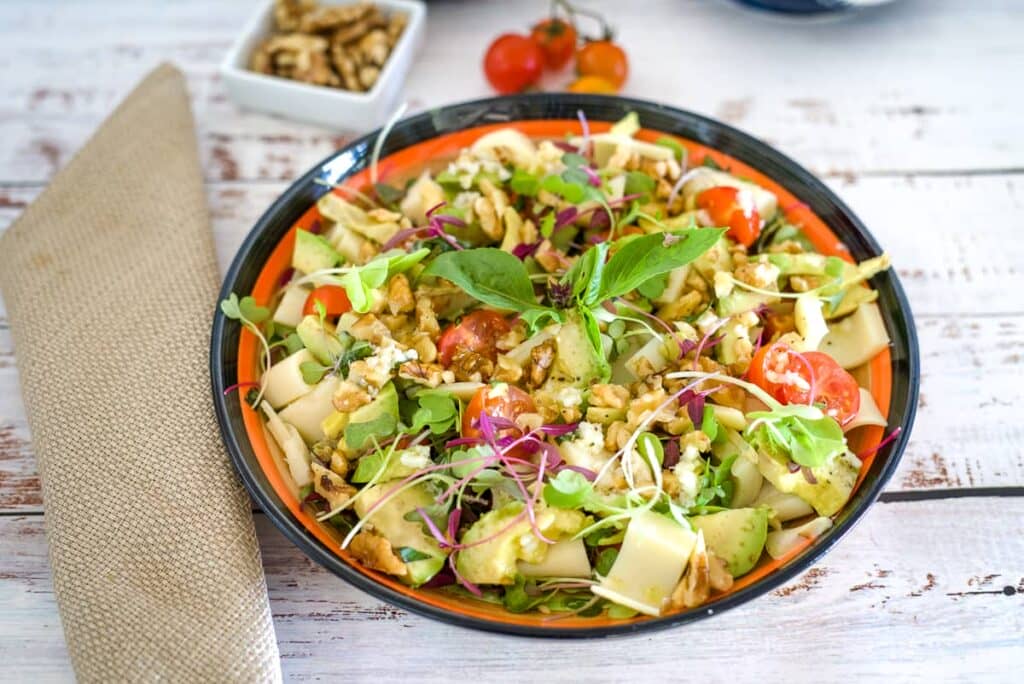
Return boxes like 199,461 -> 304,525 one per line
220,0 -> 425,131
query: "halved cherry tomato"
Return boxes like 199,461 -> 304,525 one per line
576,40 -> 628,89
530,17 -> 577,70
696,186 -> 761,247
781,351 -> 861,426
567,75 -> 617,94
437,310 -> 511,367
462,384 -> 537,459
302,285 -> 352,317
749,344 -> 860,426
483,34 -> 545,94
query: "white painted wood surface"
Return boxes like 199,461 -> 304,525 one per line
0,0 -> 1022,680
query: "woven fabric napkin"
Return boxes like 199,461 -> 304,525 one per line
0,64 -> 281,682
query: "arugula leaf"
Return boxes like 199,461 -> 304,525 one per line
744,404 -> 847,469
542,469 -> 593,509
396,547 -> 432,563
503,575 -> 538,613
594,548 -> 619,576
409,390 -> 459,435
541,174 -> 586,204
220,293 -> 270,324
591,228 -> 724,305
422,248 -> 558,321
701,406 -> 719,443
374,183 -> 404,207
636,432 -> 664,470
510,168 -> 540,196
623,171 -> 656,199
654,136 -> 685,162
345,413 -> 397,451
300,360 -> 330,385
283,332 -> 305,355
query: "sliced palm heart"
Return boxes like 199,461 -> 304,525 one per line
819,302 -> 890,369
591,510 -> 696,617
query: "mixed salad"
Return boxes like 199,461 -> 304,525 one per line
222,113 -> 895,619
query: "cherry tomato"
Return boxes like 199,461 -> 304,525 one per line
302,285 -> 352,317
530,18 -> 577,70
576,40 -> 628,89
436,310 -> 511,367
567,75 -> 617,94
780,351 -> 861,426
748,345 -> 860,426
462,384 -> 537,459
695,186 -> 761,247
483,34 -> 545,94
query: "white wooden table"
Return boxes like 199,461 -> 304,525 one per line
1,0 -> 1022,680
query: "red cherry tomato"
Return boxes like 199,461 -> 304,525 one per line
462,384 -> 537,459
302,285 -> 352,317
436,310 -> 511,367
695,186 -> 761,247
748,344 -> 860,426
567,75 -> 617,94
530,18 -> 578,70
483,34 -> 545,94
576,40 -> 628,89
781,351 -> 861,426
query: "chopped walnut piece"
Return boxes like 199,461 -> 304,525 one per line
398,360 -> 444,388
348,531 -> 408,577
415,297 -> 440,337
525,340 -> 556,389
274,0 -> 316,31
387,273 -> 414,314
450,348 -> 494,382
349,313 -> 390,343
311,462 -> 357,510
590,384 -> 630,410
299,2 -> 373,32
333,380 -> 372,412
329,450 -> 349,478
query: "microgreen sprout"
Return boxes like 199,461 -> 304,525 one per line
219,293 -> 272,405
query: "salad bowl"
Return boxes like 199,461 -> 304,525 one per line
211,94 -> 919,636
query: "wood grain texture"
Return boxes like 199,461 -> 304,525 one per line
1,503 -> 1022,683
1,0 -> 1023,185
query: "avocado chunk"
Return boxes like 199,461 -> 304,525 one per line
456,503 -> 588,585
296,314 -> 344,365
546,312 -> 608,387
689,507 -> 769,577
756,449 -> 860,517
353,480 -> 448,586
339,381 -> 400,452
279,375 -> 340,444
292,228 -> 342,275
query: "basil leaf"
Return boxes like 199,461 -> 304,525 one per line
654,136 -> 685,162
385,247 -> 429,277
345,413 -> 397,451
422,248 -> 556,318
564,241 -> 609,303
542,469 -> 593,509
396,547 -> 432,563
597,229 -> 724,303
636,273 -> 667,300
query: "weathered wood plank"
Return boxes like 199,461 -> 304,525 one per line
1,0 -> 1022,184
1,502 -> 1021,681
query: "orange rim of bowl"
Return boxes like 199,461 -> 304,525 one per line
235,119 -> 892,629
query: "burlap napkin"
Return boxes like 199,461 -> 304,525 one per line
0,64 -> 281,682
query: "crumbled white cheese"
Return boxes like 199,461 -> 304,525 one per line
489,382 -> 509,399
555,386 -> 583,408
559,422 -> 611,481
695,309 -> 721,335
398,445 -> 432,469
714,271 -> 734,298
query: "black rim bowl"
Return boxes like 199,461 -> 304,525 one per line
211,94 -> 920,638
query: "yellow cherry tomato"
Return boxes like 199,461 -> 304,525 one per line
567,75 -> 618,94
